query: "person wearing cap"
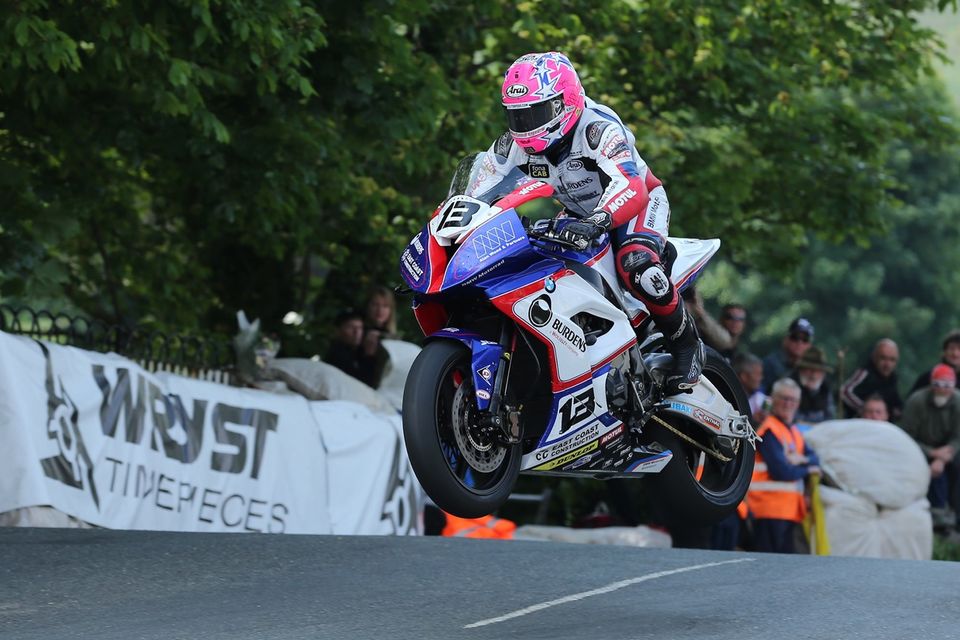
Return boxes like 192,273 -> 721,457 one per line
324,309 -> 389,389
840,338 -> 903,420
908,329 -> 960,395
790,346 -> 836,426
899,363 -> 960,530
761,317 -> 815,394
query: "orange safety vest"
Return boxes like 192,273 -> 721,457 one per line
736,500 -> 749,520
442,513 -> 516,539
746,415 -> 807,523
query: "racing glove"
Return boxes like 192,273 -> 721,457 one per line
556,211 -> 612,250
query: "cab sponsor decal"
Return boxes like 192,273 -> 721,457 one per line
529,163 -> 549,178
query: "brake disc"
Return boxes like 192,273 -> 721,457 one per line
451,382 -> 507,473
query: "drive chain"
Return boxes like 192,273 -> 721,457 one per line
649,413 -> 733,463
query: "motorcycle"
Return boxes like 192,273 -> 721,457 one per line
398,153 -> 757,523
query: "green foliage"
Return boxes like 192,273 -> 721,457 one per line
695,81 -> 960,390
0,0 -> 954,357
934,533 -> 960,561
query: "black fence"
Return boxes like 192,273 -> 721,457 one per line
0,305 -> 234,384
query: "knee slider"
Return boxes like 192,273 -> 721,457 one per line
635,263 -> 673,302
617,240 -> 674,304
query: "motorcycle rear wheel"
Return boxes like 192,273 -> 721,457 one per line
646,346 -> 754,526
402,340 -> 521,519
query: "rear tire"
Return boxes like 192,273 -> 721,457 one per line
646,347 -> 754,526
402,340 -> 521,518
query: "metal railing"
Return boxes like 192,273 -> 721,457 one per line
0,305 -> 234,384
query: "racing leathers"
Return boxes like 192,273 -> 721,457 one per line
476,97 -> 704,391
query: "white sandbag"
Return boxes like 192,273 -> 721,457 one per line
0,506 -> 93,528
819,486 -> 932,560
377,339 -> 421,410
265,358 -> 396,415
804,419 -> 929,509
514,524 -> 672,548
877,499 -> 933,560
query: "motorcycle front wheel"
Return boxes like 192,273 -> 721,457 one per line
645,346 -> 755,526
402,340 -> 521,518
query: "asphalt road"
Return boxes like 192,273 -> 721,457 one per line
1,527 -> 958,640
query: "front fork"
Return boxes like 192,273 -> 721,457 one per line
481,320 -> 521,444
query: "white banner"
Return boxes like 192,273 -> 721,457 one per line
0,331 -> 420,535
312,402 -> 419,535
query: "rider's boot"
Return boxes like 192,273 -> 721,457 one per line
653,297 -> 704,393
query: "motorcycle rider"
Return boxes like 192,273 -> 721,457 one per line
474,51 -> 704,391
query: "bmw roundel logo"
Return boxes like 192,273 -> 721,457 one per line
528,294 -> 552,327
544,277 -> 556,293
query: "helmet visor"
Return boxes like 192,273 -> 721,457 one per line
504,96 -> 564,135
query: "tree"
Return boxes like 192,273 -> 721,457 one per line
0,0 -> 954,356
695,81 -> 960,390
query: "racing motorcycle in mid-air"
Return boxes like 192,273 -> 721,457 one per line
398,153 -> 757,523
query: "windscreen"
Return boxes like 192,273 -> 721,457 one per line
447,152 -> 529,205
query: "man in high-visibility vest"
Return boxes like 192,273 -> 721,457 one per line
746,377 -> 821,553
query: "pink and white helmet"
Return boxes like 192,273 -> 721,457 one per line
502,52 -> 585,154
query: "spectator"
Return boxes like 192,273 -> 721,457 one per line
364,285 -> 400,339
761,317 -> 814,393
746,377 -> 821,553
790,346 -> 836,426
719,304 -> 748,360
899,364 -> 960,531
909,329 -> 960,395
860,393 -> 890,422
733,352 -> 767,425
684,289 -> 746,361
840,338 -> 903,420
324,310 -> 388,389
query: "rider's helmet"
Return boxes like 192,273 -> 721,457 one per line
501,52 -> 585,155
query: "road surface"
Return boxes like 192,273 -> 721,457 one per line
0,528 -> 957,639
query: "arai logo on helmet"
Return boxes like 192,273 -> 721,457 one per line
505,84 -> 529,98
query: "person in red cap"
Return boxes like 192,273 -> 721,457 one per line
899,363 -> 960,531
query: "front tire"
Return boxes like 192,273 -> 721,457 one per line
646,347 -> 754,526
402,340 -> 521,518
